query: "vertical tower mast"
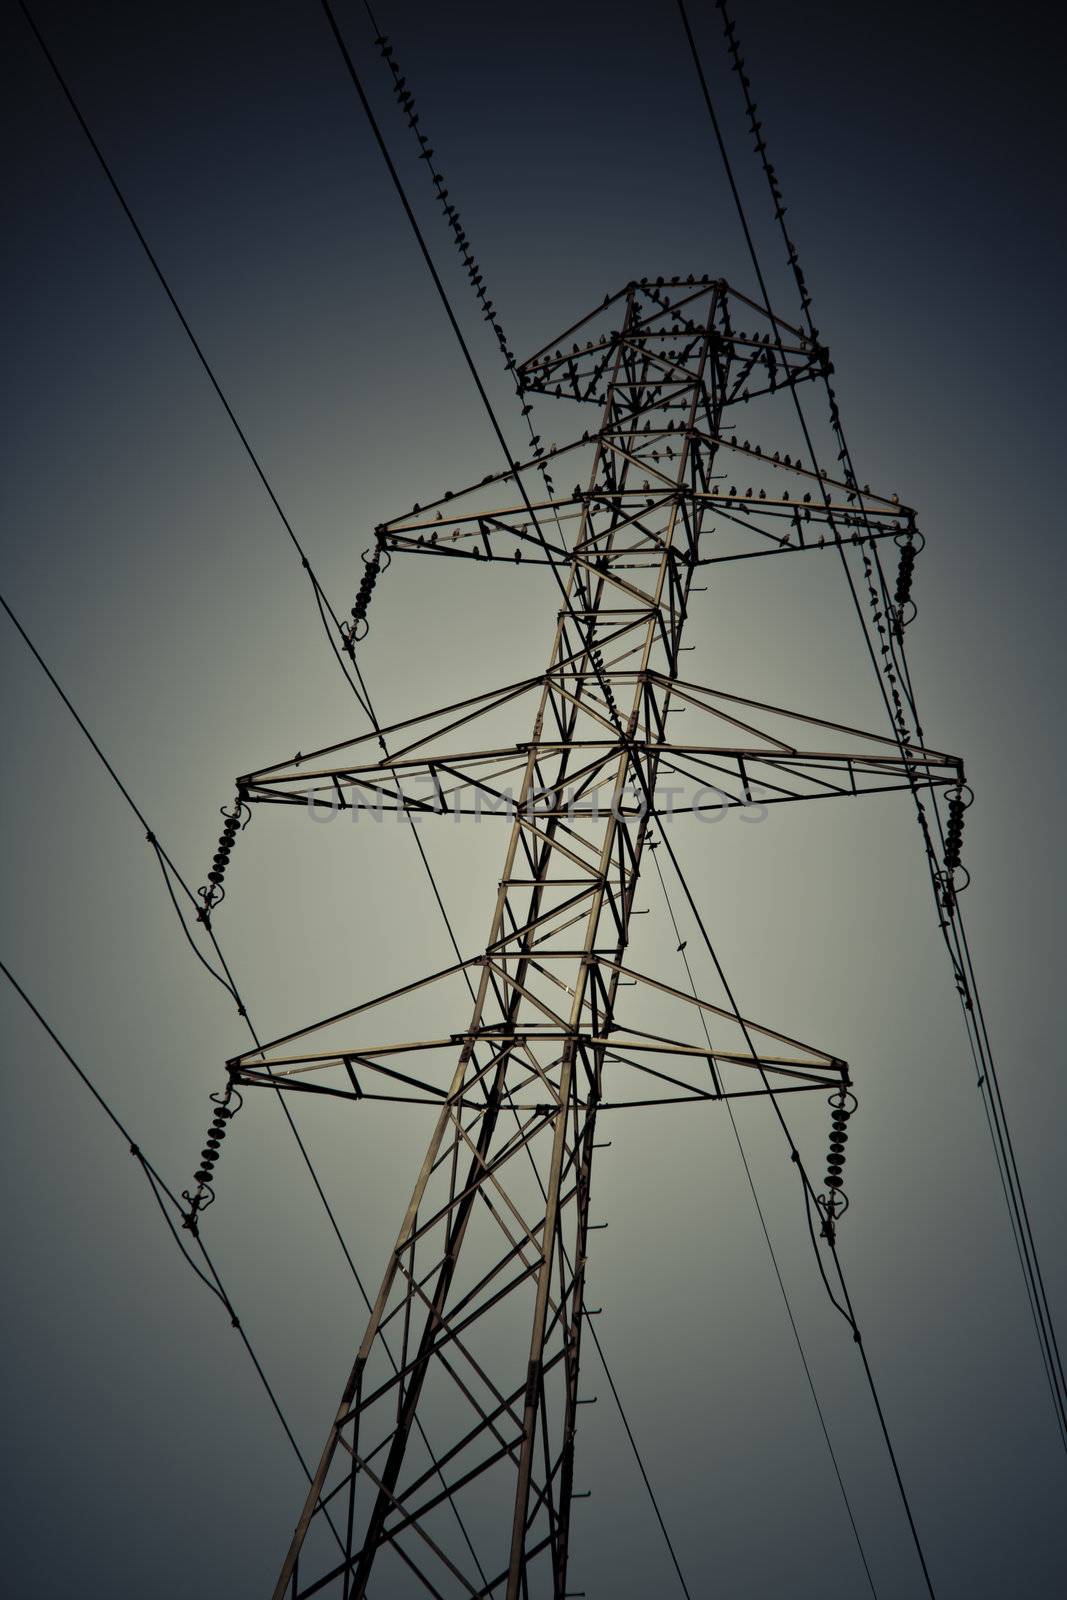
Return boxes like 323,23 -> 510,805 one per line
228,279 -> 959,1596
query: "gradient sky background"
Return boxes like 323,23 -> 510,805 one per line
2,1 -> 1065,1594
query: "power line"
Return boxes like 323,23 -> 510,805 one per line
316,0 -> 593,623
672,0 -> 1062,1585
16,0 -> 480,1029
581,1314 -> 693,1600
665,12 -> 940,1586
11,0 -> 456,1246
2,510 -> 491,1587
17,0 -> 372,723
0,955 -> 344,1552
688,0 -> 1067,1459
0,591 -> 231,981
359,1 -> 573,553
13,11 -> 529,1576
641,730 -> 938,1596
0,585 -> 349,1241
14,0 -> 471,1192
2,564 -> 485,1575
646,839 -> 879,1597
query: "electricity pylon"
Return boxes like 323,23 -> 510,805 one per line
226,278 -> 962,1597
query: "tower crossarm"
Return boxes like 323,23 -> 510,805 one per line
237,668 -> 961,823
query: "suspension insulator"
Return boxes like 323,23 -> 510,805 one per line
891,530 -> 924,633
894,543 -> 916,605
344,539 -> 389,654
944,787 -> 971,871
821,1090 -> 858,1236
183,1086 -> 244,1226
198,794 -> 251,917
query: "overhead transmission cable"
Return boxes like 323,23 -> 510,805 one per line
676,0 -> 1066,1458
0,957 -> 346,1556
12,8 -> 497,1569
316,0 -> 598,625
643,736 -> 938,1593
0,594 -> 478,1565
0,586 -> 363,1282
14,0 -> 461,1237
0,604 -> 490,1587
15,0 -> 373,725
712,0 -> 1066,1455
358,0 -> 573,551
647,840 -> 879,1597
16,0 -> 476,1178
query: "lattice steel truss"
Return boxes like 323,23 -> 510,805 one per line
227,279 -> 962,1598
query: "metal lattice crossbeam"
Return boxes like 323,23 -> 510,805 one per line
239,666 -> 959,822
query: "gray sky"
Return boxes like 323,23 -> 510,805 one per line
2,2 -> 1065,1595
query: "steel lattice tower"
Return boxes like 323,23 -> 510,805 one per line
227,279 -> 960,1597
